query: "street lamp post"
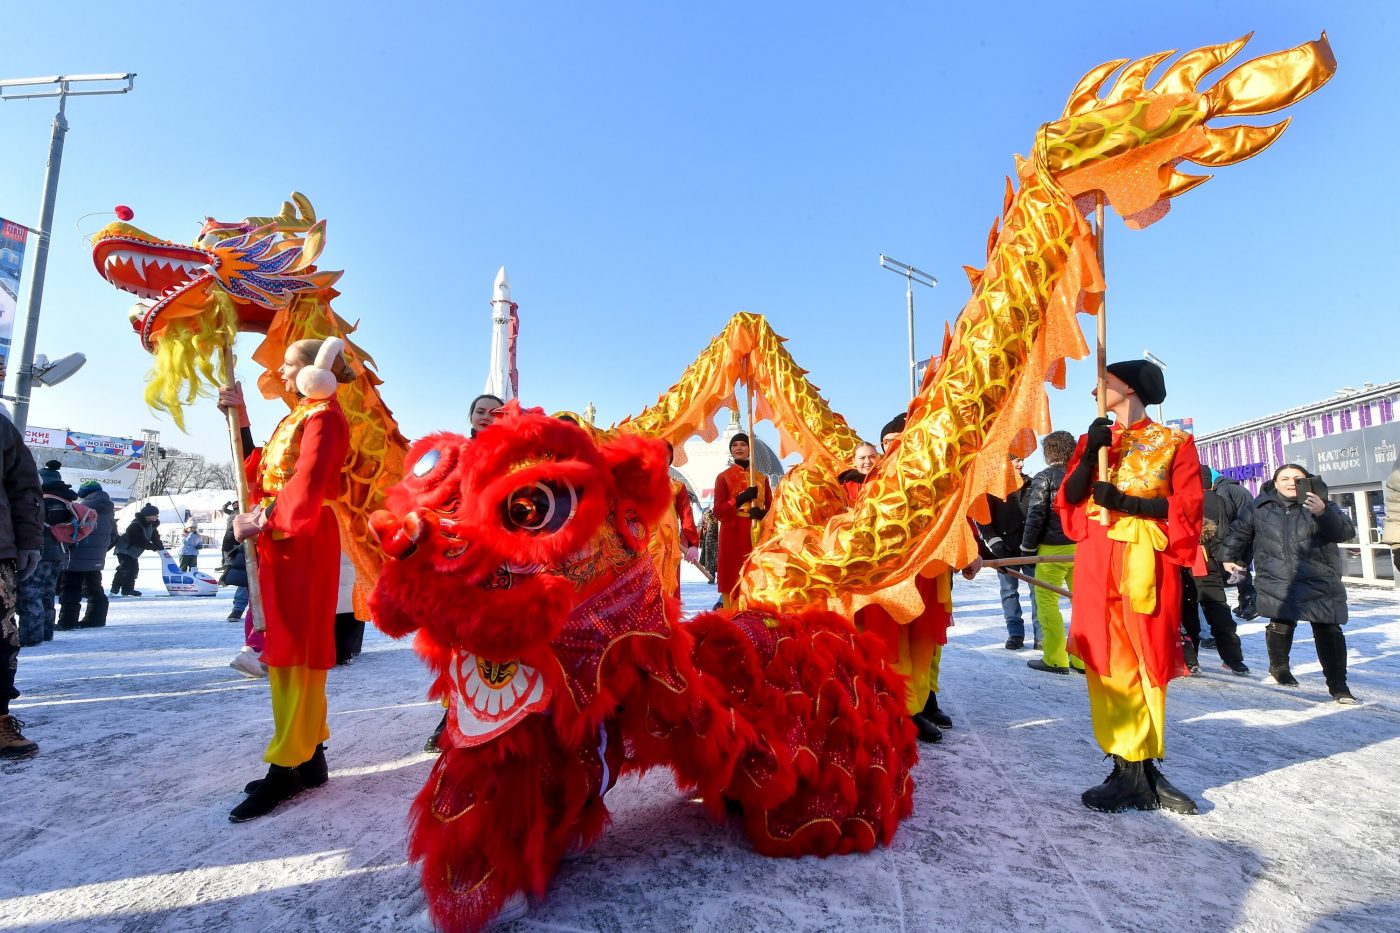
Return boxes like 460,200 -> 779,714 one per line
0,73 -> 135,431
879,254 -> 937,399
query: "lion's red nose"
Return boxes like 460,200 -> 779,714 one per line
370,509 -> 429,559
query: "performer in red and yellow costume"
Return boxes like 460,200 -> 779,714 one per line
222,337 -> 353,822
1055,360 -> 1202,814
711,433 -> 770,605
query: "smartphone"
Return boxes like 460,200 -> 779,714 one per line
1293,476 -> 1315,502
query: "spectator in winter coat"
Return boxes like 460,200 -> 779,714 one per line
111,504 -> 163,596
975,454 -> 1040,649
1221,464 -> 1356,703
1212,472 -> 1258,619
1180,464 -> 1248,675
219,501 -> 250,622
179,523 -> 203,572
1020,431 -> 1081,673
1383,459 -> 1400,571
0,415 -> 44,759
57,480 -> 117,629
17,462 -> 76,645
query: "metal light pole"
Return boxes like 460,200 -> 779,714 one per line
879,254 -> 937,398
0,73 -> 136,431
1143,349 -> 1168,422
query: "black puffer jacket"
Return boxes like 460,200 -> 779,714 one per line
67,487 -> 117,572
1020,465 -> 1072,550
1220,487 -> 1354,626
975,472 -> 1031,559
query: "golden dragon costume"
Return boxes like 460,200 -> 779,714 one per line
90,195 -> 407,614
619,32 -> 1335,625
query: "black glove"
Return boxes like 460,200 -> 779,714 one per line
989,540 -> 1015,561
1092,481 -> 1127,512
1092,482 -> 1168,519
1063,457 -> 1095,505
1085,416 -> 1113,453
747,507 -> 768,520
735,486 -> 759,506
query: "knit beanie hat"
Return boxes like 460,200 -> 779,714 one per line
880,413 -> 907,441
38,465 -> 62,486
729,433 -> 750,452
77,479 -> 102,495
138,503 -> 160,519
1104,360 -> 1167,405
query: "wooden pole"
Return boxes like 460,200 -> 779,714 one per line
220,343 -> 266,632
980,554 -> 1075,569
998,566 -> 1070,600
742,356 -> 762,546
1094,193 -> 1110,526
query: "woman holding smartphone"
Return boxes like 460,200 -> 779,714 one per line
1221,464 -> 1356,703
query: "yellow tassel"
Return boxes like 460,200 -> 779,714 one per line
143,292 -> 239,431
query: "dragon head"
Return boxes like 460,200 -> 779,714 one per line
368,404 -> 674,660
92,192 -> 341,351
1031,32 -> 1336,228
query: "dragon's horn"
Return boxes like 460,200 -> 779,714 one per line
1203,31 -> 1336,118
1062,58 -> 1128,117
1153,33 -> 1252,96
242,192 -> 318,236
1100,48 -> 1177,105
1190,119 -> 1291,167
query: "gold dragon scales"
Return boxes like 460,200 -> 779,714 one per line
620,33 -> 1335,622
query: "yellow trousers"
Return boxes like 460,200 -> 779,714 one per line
1084,596 -> 1166,761
265,665 -> 330,767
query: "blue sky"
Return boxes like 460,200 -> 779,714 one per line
1,1 -> 1394,470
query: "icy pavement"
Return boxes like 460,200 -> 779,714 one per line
3,555 -> 1400,932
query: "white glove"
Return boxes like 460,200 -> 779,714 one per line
16,549 -> 41,581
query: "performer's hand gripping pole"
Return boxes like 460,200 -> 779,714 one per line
220,343 -> 267,631
1094,193 -> 1110,527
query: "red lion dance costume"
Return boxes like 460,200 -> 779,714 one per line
370,405 -> 916,932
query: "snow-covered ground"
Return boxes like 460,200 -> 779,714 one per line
3,555 -> 1400,932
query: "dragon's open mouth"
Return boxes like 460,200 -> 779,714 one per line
93,233 -> 219,348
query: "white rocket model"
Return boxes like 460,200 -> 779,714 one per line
483,265 -> 515,402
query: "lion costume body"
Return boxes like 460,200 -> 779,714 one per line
370,405 -> 916,932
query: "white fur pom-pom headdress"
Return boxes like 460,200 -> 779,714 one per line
296,337 -> 347,400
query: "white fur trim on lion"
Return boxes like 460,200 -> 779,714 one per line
295,336 -> 346,399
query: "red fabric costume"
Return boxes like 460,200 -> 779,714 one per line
369,407 -> 917,933
712,463 -> 771,601
674,480 -> 699,549
247,397 -> 351,670
1056,418 -> 1202,686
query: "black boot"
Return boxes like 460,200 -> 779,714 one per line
1144,761 -> 1198,814
1181,636 -> 1200,675
1265,621 -> 1298,686
1312,623 -> 1356,704
245,744 -> 327,794
922,693 -> 953,729
424,711 -> 449,753
911,714 -> 943,743
230,764 -> 305,822
1081,756 -> 1157,813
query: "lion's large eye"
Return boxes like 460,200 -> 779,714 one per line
411,448 -> 442,478
502,480 -> 576,533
